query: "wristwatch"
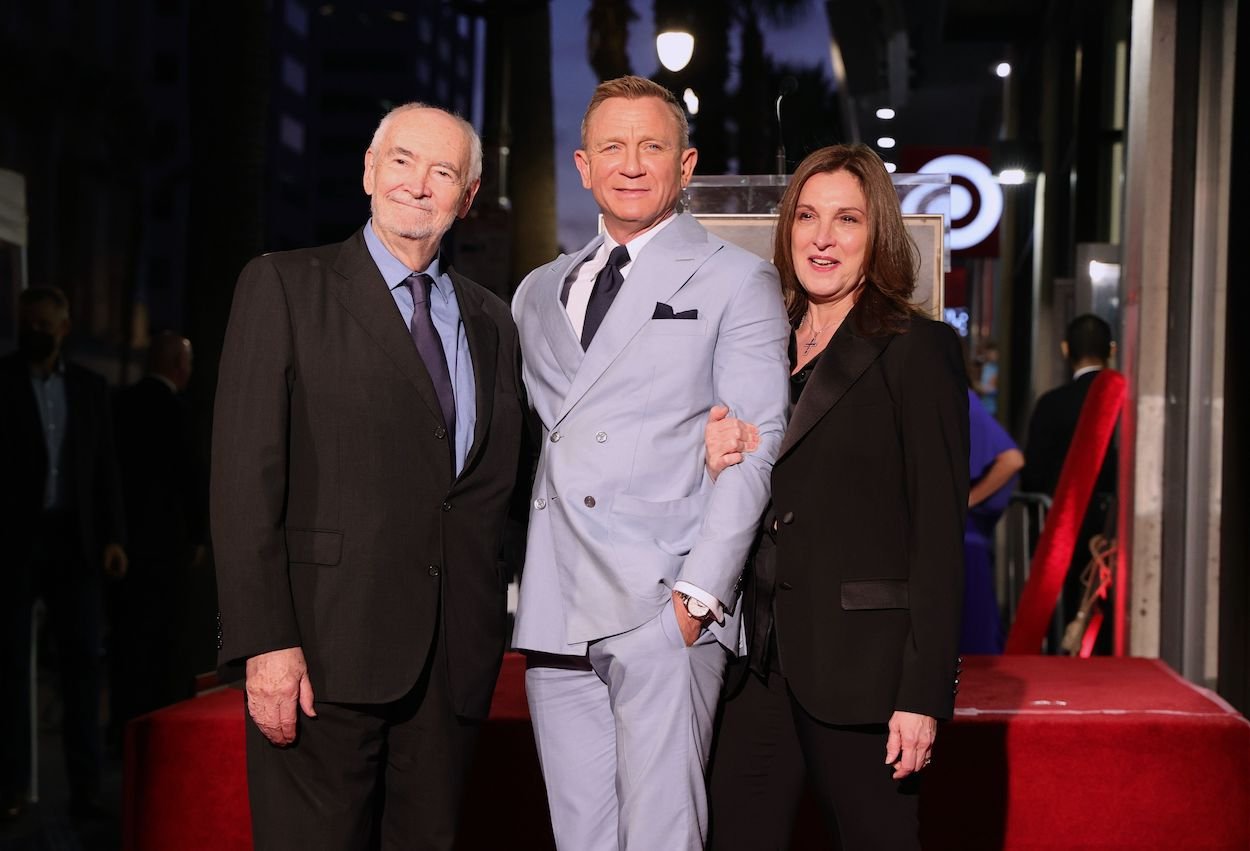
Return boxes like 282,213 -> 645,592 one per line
677,591 -> 716,625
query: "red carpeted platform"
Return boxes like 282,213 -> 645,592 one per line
123,654 -> 1250,850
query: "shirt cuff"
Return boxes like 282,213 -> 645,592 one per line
673,581 -> 725,625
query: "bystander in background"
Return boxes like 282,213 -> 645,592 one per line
0,287 -> 127,823
107,331 -> 207,752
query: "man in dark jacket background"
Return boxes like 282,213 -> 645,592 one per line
0,287 -> 127,821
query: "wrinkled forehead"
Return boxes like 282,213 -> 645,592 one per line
378,109 -> 471,165
584,96 -> 683,145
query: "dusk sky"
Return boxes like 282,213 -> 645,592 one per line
547,1 -> 836,252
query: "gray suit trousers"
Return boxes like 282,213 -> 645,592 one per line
526,604 -> 729,850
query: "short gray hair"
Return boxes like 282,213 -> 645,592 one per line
370,102 -> 483,184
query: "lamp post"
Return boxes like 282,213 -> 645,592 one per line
656,30 -> 694,72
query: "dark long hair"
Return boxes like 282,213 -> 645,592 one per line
773,144 -> 919,336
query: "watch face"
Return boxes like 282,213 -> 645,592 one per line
686,597 -> 711,618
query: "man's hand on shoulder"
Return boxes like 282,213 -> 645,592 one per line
246,646 -> 317,746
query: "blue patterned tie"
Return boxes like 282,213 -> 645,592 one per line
407,273 -> 456,438
580,245 -> 631,349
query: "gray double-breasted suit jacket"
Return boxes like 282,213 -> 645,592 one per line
511,213 -> 790,655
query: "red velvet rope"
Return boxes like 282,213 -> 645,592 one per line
1005,369 -> 1127,654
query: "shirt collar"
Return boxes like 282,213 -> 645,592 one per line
603,211 -> 678,261
150,373 -> 178,393
29,358 -> 66,380
1072,365 -> 1103,381
364,219 -> 446,295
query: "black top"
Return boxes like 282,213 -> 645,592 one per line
788,331 -> 822,405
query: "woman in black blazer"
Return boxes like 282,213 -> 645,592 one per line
706,144 -> 970,850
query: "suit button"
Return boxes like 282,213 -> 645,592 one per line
781,511 -> 795,524
434,426 -> 446,439
584,496 -> 596,508
442,501 -> 452,512
534,497 -> 547,510
595,431 -> 608,443
779,581 -> 794,591
428,564 -> 441,577
550,432 -> 561,443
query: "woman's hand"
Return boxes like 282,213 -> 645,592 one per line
885,710 -> 937,780
704,405 -> 759,481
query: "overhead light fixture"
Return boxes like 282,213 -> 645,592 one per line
876,107 -> 896,120
996,62 -> 1012,78
997,168 -> 1027,185
876,136 -> 896,149
683,88 -> 699,115
1088,260 -> 1120,285
884,162 -> 898,174
656,31 -> 694,72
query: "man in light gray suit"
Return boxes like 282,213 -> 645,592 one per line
511,75 -> 790,850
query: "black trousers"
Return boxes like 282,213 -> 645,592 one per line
0,512 -> 104,804
106,555 -> 195,740
244,630 -> 479,851
709,660 -> 920,851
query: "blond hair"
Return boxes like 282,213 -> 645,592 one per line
580,75 -> 689,149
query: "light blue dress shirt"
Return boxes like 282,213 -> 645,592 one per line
364,220 -> 476,475
29,363 -> 68,509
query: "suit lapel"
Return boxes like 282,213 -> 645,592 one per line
556,214 -> 717,424
777,318 -> 893,460
449,267 -> 497,476
537,240 -> 600,383
330,232 -> 447,429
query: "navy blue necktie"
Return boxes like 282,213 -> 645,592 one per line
580,245 -> 631,350
407,273 -> 456,438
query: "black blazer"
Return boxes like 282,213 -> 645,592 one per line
745,312 -> 969,725
210,230 -> 524,718
1021,370 -> 1117,497
0,352 -> 126,571
114,376 -> 207,561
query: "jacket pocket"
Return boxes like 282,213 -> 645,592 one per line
286,528 -> 343,566
841,579 -> 909,610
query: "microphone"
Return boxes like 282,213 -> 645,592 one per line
775,76 -> 798,175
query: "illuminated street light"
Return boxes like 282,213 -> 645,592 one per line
876,107 -> 896,120
996,62 -> 1012,78
876,136 -> 896,149
997,168 -> 1027,185
683,88 -> 699,115
884,162 -> 898,174
656,31 -> 694,72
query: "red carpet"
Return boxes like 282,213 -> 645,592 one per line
123,654 -> 1250,850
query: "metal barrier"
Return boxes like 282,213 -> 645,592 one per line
999,493 -> 1066,649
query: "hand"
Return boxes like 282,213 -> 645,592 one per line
102,543 -> 128,579
704,405 -> 759,481
671,591 -> 703,647
245,646 -> 317,745
885,710 -> 937,780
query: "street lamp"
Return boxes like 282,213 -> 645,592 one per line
656,31 -> 694,72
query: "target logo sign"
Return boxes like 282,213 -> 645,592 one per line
900,147 -> 1002,256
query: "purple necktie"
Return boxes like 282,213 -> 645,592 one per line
407,273 -> 456,438
580,245 -> 631,349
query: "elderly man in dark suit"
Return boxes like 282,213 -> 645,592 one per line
211,103 -> 524,850
0,287 -> 127,822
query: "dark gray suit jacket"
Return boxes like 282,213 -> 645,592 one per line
211,230 -> 524,718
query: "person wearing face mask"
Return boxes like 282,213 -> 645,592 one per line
0,286 -> 128,823
704,145 -> 969,850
